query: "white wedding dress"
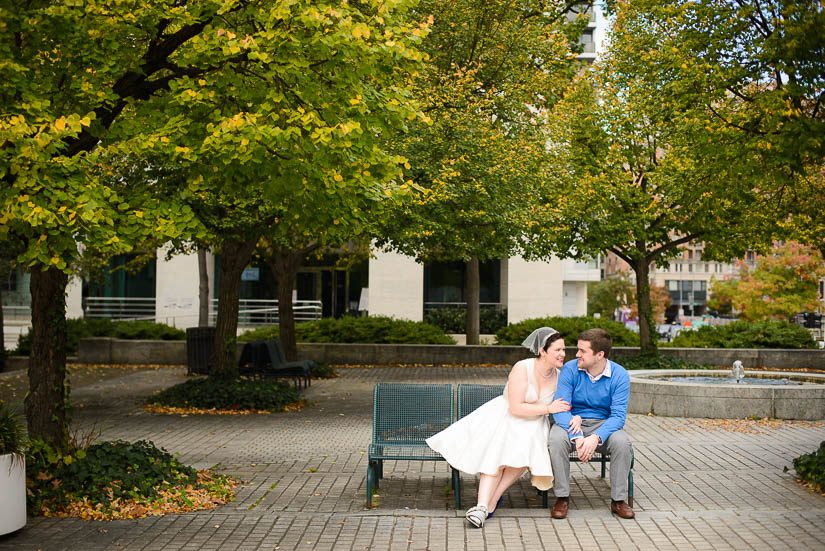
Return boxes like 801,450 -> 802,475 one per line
426,359 -> 556,490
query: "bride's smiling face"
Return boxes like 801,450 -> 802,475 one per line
541,338 -> 567,367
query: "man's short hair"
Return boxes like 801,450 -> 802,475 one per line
578,328 -> 612,357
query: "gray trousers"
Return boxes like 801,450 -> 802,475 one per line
547,418 -> 633,501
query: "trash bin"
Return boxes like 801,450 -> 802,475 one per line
186,327 -> 216,375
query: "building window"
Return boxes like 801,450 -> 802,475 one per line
1,267 -> 15,292
424,260 -> 501,304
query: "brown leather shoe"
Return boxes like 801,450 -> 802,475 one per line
610,500 -> 635,519
551,497 -> 569,519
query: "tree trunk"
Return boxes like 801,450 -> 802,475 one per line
465,257 -> 480,345
197,248 -> 209,327
211,236 -> 258,380
632,257 -> 657,354
26,267 -> 69,448
268,248 -> 302,361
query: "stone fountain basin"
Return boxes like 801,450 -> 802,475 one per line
629,370 -> 825,420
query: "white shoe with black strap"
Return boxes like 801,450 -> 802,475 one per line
465,504 -> 488,528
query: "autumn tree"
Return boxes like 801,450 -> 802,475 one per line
376,0 -> 590,344
0,0 -> 425,443
709,242 -> 825,321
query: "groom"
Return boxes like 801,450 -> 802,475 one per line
547,328 -> 635,519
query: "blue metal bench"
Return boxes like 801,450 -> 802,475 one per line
366,383 -> 456,508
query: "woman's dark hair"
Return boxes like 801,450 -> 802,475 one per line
540,332 -> 563,355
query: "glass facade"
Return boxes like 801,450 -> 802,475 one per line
423,260 -> 501,304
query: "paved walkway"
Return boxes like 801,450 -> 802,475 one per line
1,365 -> 824,550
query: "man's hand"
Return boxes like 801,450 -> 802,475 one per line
575,434 -> 600,463
567,415 -> 582,436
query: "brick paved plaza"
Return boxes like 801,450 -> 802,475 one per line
1,364 -> 824,550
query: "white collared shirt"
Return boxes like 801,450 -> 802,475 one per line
579,360 -> 612,383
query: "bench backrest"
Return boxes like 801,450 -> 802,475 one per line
457,384 -> 505,419
372,383 -> 454,445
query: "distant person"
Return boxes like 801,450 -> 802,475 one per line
547,328 -> 635,519
426,327 -> 577,528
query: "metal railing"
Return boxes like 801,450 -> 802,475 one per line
210,299 -> 322,326
85,297 -> 156,320
82,296 -> 323,326
2,305 -> 32,321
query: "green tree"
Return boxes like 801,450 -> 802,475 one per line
0,0 -> 425,442
164,2 -> 427,376
612,0 -> 825,258
538,11 -> 788,352
709,242 -> 825,321
376,0 -> 590,344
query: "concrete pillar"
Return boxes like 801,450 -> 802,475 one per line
506,256 -> 564,323
576,281 -> 588,316
154,247 -> 201,328
66,275 -> 84,319
368,249 -> 423,321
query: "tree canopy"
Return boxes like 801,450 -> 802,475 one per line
542,1 -> 812,349
375,0 -> 590,341
0,0 -> 427,443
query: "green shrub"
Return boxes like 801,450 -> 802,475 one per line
666,320 -> 816,349
613,353 -> 712,370
791,441 -> 825,493
25,438 -> 234,518
0,402 -> 26,456
14,318 -> 185,356
26,439 -> 199,511
310,362 -> 338,378
423,307 -> 507,334
240,316 -> 456,344
147,378 -> 301,411
495,316 -> 640,346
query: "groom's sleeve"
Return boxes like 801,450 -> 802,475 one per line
552,364 -> 583,441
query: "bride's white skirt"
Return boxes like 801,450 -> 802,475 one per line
426,396 -> 554,490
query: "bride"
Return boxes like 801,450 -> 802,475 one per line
426,327 -> 578,528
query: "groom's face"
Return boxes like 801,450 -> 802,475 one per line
576,340 -> 603,371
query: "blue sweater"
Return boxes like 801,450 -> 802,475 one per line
552,359 -> 630,443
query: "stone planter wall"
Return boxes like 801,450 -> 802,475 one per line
55,338 -> 825,371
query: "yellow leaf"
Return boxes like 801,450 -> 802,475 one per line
55,117 -> 66,131
333,173 -> 343,182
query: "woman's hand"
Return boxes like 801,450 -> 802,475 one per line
547,398 -> 570,414
567,415 -> 582,435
